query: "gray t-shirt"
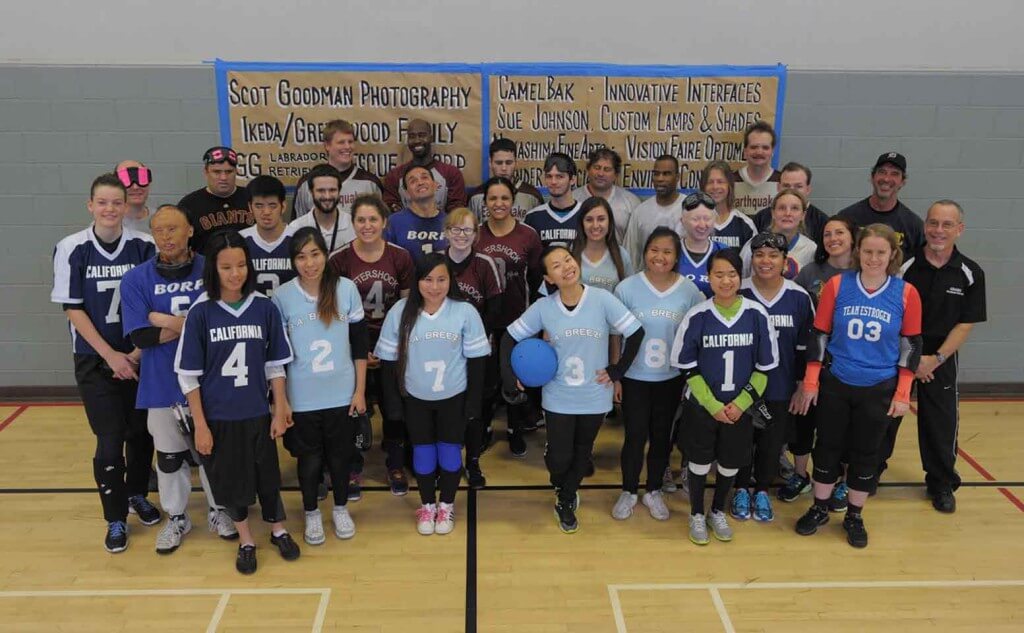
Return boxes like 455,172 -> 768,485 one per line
794,260 -> 845,304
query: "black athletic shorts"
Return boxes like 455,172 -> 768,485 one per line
679,398 -> 754,469
284,406 -> 353,457
201,415 -> 281,511
403,393 -> 466,445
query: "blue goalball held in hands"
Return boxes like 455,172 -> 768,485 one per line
511,338 -> 558,388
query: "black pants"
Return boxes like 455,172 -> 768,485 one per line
735,401 -> 790,491
789,409 -> 815,457
917,354 -> 961,493
812,369 -> 897,494
352,366 -> 406,473
619,376 -> 684,494
544,411 -> 604,505
286,407 -> 356,511
405,393 -> 466,505
74,354 -> 153,523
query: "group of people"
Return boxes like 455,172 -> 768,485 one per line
51,117 -> 986,574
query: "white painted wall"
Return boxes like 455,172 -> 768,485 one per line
2,0 -> 1022,71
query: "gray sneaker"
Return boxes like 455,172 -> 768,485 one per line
642,490 -> 670,521
611,491 -> 637,520
155,514 -> 192,554
708,510 -> 734,542
689,513 -> 709,545
661,467 -> 678,493
332,506 -> 356,540
304,509 -> 326,546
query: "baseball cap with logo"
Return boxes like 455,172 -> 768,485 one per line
873,152 -> 907,175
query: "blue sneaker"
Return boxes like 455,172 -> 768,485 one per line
753,491 -> 775,522
104,520 -> 128,553
777,473 -> 811,502
730,488 -> 751,520
829,482 -> 849,513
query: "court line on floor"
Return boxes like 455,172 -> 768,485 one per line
465,487 -> 478,633
0,405 -> 28,433
607,580 -> 1024,633
0,588 -> 331,632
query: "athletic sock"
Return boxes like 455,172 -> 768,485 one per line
438,469 -> 462,505
415,474 -> 437,505
688,472 -> 708,515
711,473 -> 736,513
813,496 -> 830,511
271,529 -> 287,538
847,502 -> 863,519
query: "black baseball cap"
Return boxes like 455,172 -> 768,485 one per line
203,146 -> 238,166
873,151 -> 907,174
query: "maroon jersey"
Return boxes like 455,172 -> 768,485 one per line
329,242 -> 413,344
448,250 -> 502,316
477,222 -> 543,329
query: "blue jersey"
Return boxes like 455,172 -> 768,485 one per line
174,293 -> 293,421
239,226 -> 295,297
671,297 -> 779,403
374,298 -> 490,401
524,201 -> 583,249
740,280 -> 814,401
581,245 -> 634,293
120,255 -> 206,408
822,271 -> 916,387
677,241 -> 725,298
711,210 -> 756,249
382,208 -> 447,263
509,286 -> 641,415
616,273 -> 703,382
51,226 -> 155,355
273,277 -> 364,412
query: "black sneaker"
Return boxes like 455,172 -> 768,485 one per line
128,495 -> 162,526
554,501 -> 578,534
270,532 -> 301,561
843,514 -> 869,548
387,468 -> 409,496
104,520 -> 128,553
795,505 -> 830,536
508,429 -> 527,458
236,544 -> 257,574
777,473 -> 811,503
466,459 -> 486,490
931,489 -> 956,514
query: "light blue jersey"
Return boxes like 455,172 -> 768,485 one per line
615,272 -> 703,382
581,245 -> 634,293
273,277 -> 364,412
508,286 -> 641,415
374,298 -> 490,401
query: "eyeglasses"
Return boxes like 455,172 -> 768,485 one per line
682,192 -> 715,211
447,227 -> 476,236
116,166 -> 152,188
750,231 -> 788,252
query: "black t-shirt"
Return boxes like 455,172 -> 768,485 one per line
837,198 -> 924,260
753,203 -> 830,246
177,187 -> 253,256
901,247 -> 987,351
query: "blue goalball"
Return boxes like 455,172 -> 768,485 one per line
510,338 -> 559,388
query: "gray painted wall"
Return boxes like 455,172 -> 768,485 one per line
1,66 -> 1021,386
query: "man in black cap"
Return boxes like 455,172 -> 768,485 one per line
178,146 -> 253,255
837,152 -> 923,259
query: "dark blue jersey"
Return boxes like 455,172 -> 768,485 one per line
382,208 -> 447,263
239,226 -> 296,297
523,201 -> 583,249
740,280 -> 814,401
51,226 -> 155,354
121,255 -> 206,408
174,293 -> 293,421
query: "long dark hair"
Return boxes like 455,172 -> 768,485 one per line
570,196 -> 626,281
289,226 -> 340,326
643,226 -> 684,271
396,253 -> 464,395
203,230 -> 256,301
815,215 -> 857,264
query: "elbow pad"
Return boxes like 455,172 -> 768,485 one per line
807,328 -> 829,363
898,334 -> 923,372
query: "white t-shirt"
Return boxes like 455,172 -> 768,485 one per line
288,210 -> 355,255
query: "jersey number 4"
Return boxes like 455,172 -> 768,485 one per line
222,342 -> 249,387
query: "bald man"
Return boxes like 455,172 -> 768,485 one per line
115,160 -> 154,234
382,118 -> 466,212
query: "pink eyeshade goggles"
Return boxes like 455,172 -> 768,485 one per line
117,166 -> 152,188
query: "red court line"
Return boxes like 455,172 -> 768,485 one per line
0,402 -> 80,407
0,405 -> 29,433
957,446 -> 1024,514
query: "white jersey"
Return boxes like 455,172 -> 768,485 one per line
581,245 -> 633,293
288,210 -> 355,256
622,196 -> 684,271
572,185 -> 642,244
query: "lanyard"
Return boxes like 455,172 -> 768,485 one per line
313,211 -> 340,253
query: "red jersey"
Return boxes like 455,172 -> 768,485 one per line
477,222 -> 543,329
329,242 -> 414,344
448,250 -> 502,316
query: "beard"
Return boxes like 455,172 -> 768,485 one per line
314,197 -> 339,214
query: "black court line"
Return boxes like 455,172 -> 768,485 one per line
3,481 -> 1024,495
465,487 -> 478,633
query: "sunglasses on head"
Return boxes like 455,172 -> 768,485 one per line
750,231 -> 788,252
116,166 -> 152,188
682,192 -> 715,211
203,147 -> 238,166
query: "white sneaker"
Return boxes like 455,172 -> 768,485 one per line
332,506 -> 355,540
611,491 -> 637,520
155,514 -> 192,554
416,503 -> 436,535
435,502 -> 455,535
208,509 -> 238,540
642,490 -> 670,521
304,509 -> 326,545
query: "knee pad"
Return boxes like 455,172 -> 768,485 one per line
412,444 -> 438,476
811,462 -> 841,485
845,465 -> 877,493
688,462 -> 711,476
717,465 -> 738,477
436,442 -> 462,472
156,450 -> 190,474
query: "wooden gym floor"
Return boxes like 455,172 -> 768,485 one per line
0,400 -> 1021,632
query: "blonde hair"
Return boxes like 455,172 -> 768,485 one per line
771,188 -> 808,211
444,207 -> 478,230
854,223 -> 903,276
